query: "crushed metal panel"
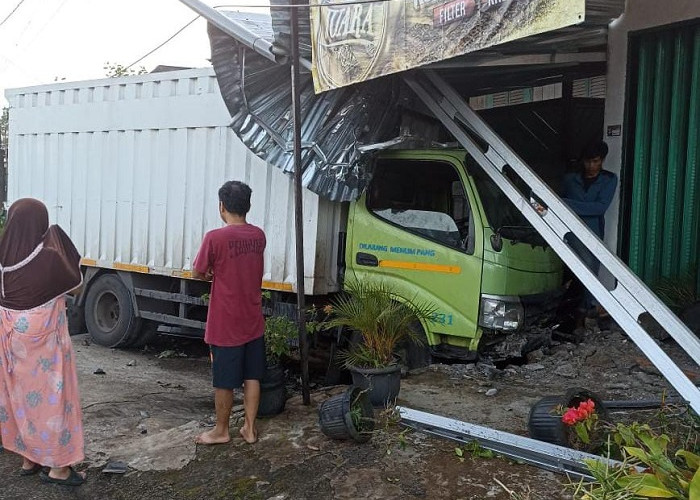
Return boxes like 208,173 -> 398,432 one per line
218,10 -> 275,44
270,0 -> 313,59
177,0 -> 281,63
195,1 -> 623,202
208,21 -> 404,202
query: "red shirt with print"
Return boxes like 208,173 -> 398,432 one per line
193,223 -> 266,347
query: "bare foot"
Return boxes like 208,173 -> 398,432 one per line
195,429 -> 231,445
49,467 -> 86,482
21,458 -> 36,471
20,458 -> 42,475
239,427 -> 258,444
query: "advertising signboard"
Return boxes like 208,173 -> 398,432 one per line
310,0 -> 586,92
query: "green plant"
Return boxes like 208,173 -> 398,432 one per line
346,389 -> 375,438
573,421 -> 700,499
571,440 -> 641,500
559,399 -> 602,451
324,280 -> 435,368
305,304 -> 330,336
654,268 -> 698,313
455,441 -> 496,461
264,315 -> 297,365
367,405 -> 408,455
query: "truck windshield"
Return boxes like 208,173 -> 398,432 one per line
466,158 -> 547,247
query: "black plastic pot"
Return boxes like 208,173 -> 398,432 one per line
349,364 -> 401,407
528,387 -> 608,447
318,386 -> 374,442
258,364 -> 287,417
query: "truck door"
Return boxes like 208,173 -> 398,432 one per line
347,156 -> 484,350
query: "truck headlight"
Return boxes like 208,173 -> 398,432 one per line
479,295 -> 524,331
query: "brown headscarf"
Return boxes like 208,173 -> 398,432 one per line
0,198 -> 82,310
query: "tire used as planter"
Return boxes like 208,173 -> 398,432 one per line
258,364 -> 287,417
528,387 -> 608,448
349,364 -> 401,407
318,386 -> 374,442
84,274 -> 141,348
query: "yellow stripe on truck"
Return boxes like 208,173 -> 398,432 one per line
79,260 -> 294,290
379,260 -> 461,274
113,262 -> 151,274
263,281 -> 294,292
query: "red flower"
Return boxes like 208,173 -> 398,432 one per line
562,409 -> 579,425
577,399 -> 595,419
561,399 -> 596,426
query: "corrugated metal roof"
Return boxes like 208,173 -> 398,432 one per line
193,1 -> 625,202
209,18 -> 402,202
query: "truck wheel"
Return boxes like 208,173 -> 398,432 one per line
85,274 -> 141,347
130,320 -> 159,348
67,301 -> 86,336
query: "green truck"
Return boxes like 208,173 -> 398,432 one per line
344,149 -> 563,362
6,70 -> 562,362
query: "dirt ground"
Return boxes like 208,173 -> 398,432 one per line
0,319 -> 695,500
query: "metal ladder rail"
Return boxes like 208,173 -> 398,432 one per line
421,70 -> 700,366
403,71 -> 700,415
397,406 -> 629,481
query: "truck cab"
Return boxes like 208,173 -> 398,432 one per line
346,149 -> 563,360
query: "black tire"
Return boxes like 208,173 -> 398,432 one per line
130,320 -> 159,348
67,301 -> 86,336
85,274 -> 141,347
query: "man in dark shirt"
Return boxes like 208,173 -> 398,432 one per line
192,181 -> 266,445
562,141 -> 617,318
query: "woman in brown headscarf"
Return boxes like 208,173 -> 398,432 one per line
0,198 -> 86,486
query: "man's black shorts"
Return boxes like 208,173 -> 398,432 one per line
210,336 -> 266,389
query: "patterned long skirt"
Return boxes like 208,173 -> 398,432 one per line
0,297 -> 84,467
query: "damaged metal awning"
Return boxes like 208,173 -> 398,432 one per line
179,0 -> 624,202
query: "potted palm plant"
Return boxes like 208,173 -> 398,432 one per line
259,315 -> 297,417
325,280 -> 435,407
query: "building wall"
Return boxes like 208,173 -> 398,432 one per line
604,0 -> 700,252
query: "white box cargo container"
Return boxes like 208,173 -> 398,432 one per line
5,68 -> 345,296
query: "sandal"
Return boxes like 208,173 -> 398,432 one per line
40,467 -> 86,486
19,463 -> 44,476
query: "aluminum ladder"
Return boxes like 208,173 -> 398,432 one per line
397,407 -> 629,480
404,70 -> 700,414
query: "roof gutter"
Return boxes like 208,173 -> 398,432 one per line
177,0 -> 282,64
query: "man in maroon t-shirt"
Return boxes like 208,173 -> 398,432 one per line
192,181 -> 266,445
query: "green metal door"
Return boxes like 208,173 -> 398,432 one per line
626,23 -> 700,296
346,152 -> 485,351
